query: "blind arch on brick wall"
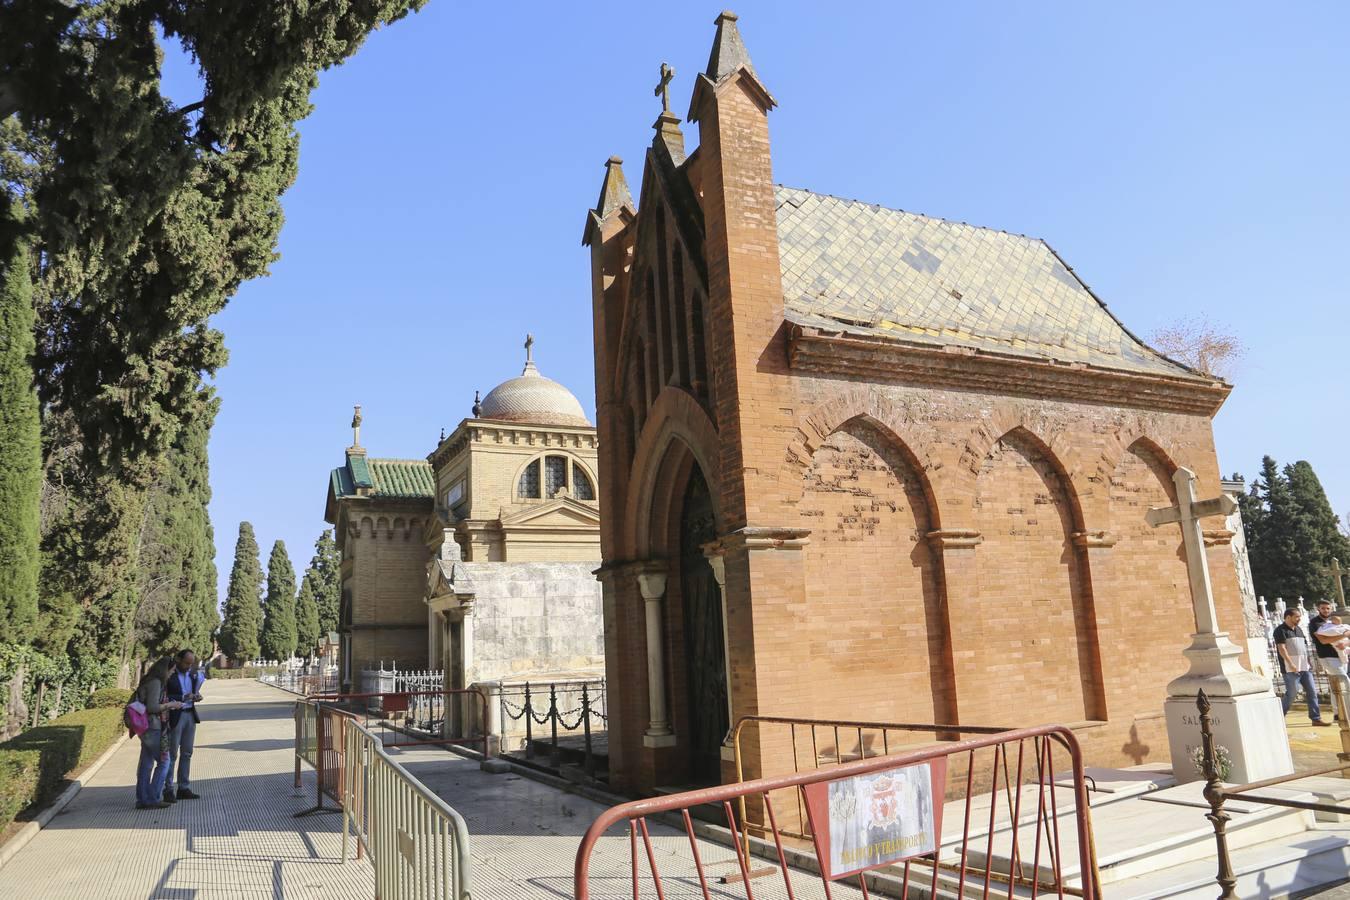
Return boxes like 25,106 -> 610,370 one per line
797,416 -> 956,727
972,426 -> 1106,723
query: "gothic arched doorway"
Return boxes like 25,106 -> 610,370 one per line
678,466 -> 727,783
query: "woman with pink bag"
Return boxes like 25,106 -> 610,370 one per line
132,657 -> 185,810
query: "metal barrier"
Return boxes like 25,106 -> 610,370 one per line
575,724 -> 1099,899
312,689 -> 491,755
342,716 -> 473,900
294,700 -> 356,816
1198,687 -> 1350,898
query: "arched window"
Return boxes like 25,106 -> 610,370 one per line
572,464 -> 595,501
518,462 -> 541,498
517,455 -> 597,501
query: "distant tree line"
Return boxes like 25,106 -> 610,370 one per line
218,525 -> 341,663
1238,456 -> 1350,605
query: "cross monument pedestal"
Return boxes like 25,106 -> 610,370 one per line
1148,467 -> 1293,785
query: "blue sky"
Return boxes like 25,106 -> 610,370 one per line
163,2 -> 1349,594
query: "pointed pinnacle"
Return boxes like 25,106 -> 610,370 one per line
595,156 -> 633,218
706,10 -> 756,82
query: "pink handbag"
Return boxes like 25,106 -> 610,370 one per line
123,699 -> 149,737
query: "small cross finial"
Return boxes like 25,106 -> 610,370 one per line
351,405 -> 363,448
655,62 -> 675,114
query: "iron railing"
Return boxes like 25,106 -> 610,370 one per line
498,680 -> 607,775
1198,682 -> 1350,898
342,716 -> 473,900
574,724 -> 1099,899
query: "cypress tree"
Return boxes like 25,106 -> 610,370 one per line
260,540 -> 297,661
310,529 -> 342,636
1248,456 -> 1301,603
0,222 -> 40,634
219,523 -> 263,661
295,572 -> 321,660
1285,460 -> 1350,601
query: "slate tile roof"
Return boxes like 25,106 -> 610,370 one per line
330,457 -> 434,501
775,186 -> 1197,379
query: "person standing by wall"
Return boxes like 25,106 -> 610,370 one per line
134,657 -> 184,810
164,649 -> 204,802
1274,608 -> 1329,726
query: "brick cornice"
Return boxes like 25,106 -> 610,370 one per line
788,326 -> 1230,417
1072,530 -> 1119,549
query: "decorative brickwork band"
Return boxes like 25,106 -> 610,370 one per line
1202,529 -> 1236,547
705,526 -> 811,555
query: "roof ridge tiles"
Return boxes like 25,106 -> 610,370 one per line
774,184 -> 1040,242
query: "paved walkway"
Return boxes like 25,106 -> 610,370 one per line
0,680 -> 373,899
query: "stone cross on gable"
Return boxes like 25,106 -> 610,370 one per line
1146,466 -> 1237,636
654,62 -> 675,113
1326,557 -> 1348,608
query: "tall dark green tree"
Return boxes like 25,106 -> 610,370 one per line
1,0 -> 427,669
133,391 -> 220,660
0,216 -> 40,634
1285,460 -> 1350,601
260,540 -> 297,661
295,572 -> 321,660
310,529 -> 342,636
1247,456 -> 1301,602
219,522 -> 263,661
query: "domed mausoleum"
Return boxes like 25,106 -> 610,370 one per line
324,336 -> 604,723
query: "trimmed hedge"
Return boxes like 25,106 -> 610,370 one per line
0,707 -> 125,833
86,687 -> 133,709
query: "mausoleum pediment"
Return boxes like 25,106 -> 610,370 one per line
499,497 -> 601,529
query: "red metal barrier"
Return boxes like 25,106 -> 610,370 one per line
311,689 -> 491,756
574,725 -> 1099,899
293,701 -> 357,818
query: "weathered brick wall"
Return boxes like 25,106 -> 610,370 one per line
346,510 -> 431,671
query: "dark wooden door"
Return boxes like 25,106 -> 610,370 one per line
679,468 -> 727,784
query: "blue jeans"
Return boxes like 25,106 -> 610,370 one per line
165,713 -> 195,793
1282,671 -> 1322,721
136,728 -> 170,805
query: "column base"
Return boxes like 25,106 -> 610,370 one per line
643,731 -> 677,749
1164,692 -> 1293,785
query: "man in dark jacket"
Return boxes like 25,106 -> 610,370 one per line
164,649 -> 205,801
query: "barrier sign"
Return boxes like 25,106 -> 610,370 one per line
802,759 -> 947,880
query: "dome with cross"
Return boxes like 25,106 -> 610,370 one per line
476,335 -> 591,428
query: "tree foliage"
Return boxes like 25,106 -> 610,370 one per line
260,540 -> 297,661
0,0 -> 429,466
1243,456 -> 1350,604
133,391 -> 220,660
0,214 -> 40,633
309,528 -> 342,636
0,0 -> 426,674
219,522 -> 262,661
295,572 -> 321,660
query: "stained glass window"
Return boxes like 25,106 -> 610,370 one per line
573,464 -> 595,501
544,456 -> 568,498
518,461 -> 540,498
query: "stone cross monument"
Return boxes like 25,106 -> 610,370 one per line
1325,557 -> 1347,609
1148,466 -> 1292,784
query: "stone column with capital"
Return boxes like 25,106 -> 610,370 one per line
636,568 -> 676,747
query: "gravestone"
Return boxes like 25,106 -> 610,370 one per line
1148,467 -> 1292,784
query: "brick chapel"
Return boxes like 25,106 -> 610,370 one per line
584,12 -> 1249,793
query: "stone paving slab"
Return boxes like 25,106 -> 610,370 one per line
0,680 -> 373,899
